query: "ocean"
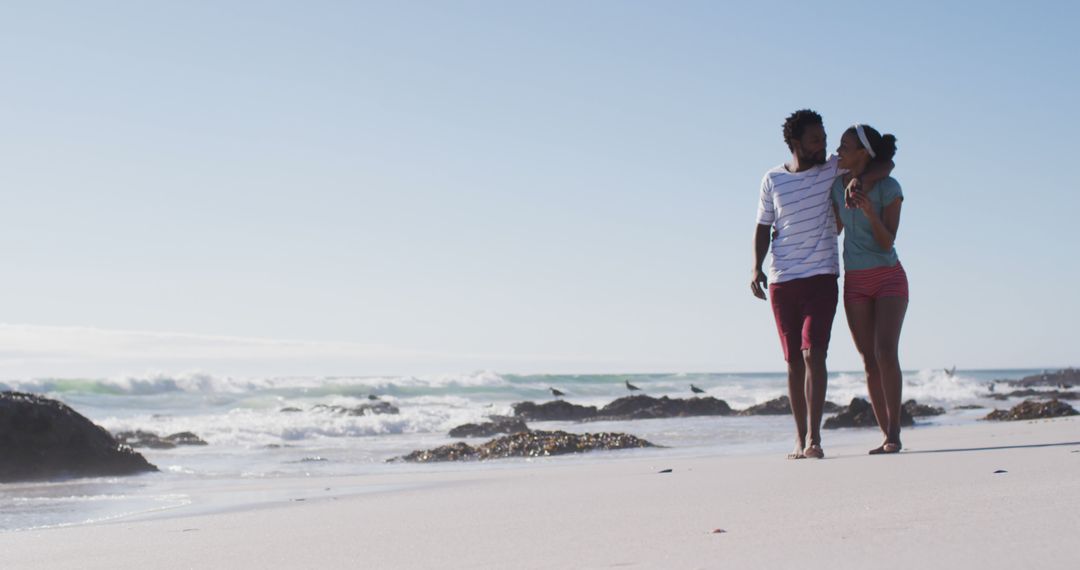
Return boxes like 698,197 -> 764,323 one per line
0,368 -> 1048,531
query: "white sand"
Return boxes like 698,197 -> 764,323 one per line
2,417 -> 1077,569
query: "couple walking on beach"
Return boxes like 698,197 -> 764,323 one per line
751,109 -> 906,459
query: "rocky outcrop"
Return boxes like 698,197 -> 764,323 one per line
0,392 -> 157,482
738,396 -> 791,415
512,401 -> 599,422
393,430 -> 655,463
737,396 -> 843,416
589,395 -> 734,421
113,430 -> 208,449
513,396 -> 737,422
312,401 -> 400,415
1004,368 -> 1079,388
994,389 -> 1078,401
823,397 -> 914,429
983,399 -> 1079,421
449,416 -> 530,438
823,401 -> 845,414
902,400 -> 945,417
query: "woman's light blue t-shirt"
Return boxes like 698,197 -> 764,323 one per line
830,176 -> 903,271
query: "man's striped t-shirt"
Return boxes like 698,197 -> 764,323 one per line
756,156 -> 841,284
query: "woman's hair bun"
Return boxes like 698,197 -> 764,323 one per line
876,134 -> 897,162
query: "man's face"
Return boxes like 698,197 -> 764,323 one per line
794,123 -> 827,166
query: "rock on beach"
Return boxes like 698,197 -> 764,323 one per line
823,397 -> 914,429
393,430 -> 655,463
737,395 -> 843,416
1,391 -> 157,482
449,416 -> 530,438
983,399 -> 1079,421
113,430 -> 208,449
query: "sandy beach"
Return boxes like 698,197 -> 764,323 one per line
2,416 -> 1076,569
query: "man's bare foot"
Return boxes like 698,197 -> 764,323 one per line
787,445 -> 805,459
868,444 -> 887,455
803,444 -> 825,459
882,441 -> 901,454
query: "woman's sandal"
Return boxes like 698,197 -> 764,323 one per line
803,444 -> 825,459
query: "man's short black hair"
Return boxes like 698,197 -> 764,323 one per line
783,109 -> 823,152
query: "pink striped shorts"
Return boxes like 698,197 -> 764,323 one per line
843,262 -> 909,304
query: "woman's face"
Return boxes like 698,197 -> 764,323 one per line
837,131 -> 868,170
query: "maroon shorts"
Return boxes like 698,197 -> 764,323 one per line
844,262 -> 909,304
769,274 -> 839,362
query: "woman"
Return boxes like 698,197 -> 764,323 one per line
832,124 -> 907,454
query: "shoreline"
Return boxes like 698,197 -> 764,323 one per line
1,417 -> 1077,569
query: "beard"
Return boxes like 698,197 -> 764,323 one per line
800,148 -> 827,166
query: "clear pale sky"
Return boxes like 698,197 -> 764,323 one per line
1,1 -> 1076,378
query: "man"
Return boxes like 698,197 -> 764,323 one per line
750,109 -> 890,459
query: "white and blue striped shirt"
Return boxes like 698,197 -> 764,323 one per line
756,156 -> 841,284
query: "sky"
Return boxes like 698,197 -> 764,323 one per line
1,1 -> 1077,378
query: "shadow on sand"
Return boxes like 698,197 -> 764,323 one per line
904,441 -> 1080,455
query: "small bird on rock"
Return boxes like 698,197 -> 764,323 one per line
625,380 -> 641,392
690,384 -> 705,394
549,387 -> 566,398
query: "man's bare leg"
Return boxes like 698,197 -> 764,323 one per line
803,347 -> 828,458
786,355 -> 808,459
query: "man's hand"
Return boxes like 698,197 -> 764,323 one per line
750,269 -> 768,300
849,188 -> 874,218
844,177 -> 861,208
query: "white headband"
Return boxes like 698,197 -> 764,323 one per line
854,124 -> 877,158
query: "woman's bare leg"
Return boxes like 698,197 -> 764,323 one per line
845,301 -> 888,446
874,296 -> 908,448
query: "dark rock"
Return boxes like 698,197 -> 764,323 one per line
312,401 -> 399,415
449,416 -> 530,438
392,430 -> 655,463
164,431 -> 208,446
512,400 -> 599,422
823,401 -> 844,414
280,407 -> 303,413
0,391 -> 157,482
398,442 -> 475,462
738,396 -> 792,415
1004,368 -> 1080,388
113,430 -> 208,449
999,389 -> 1078,401
113,430 -> 175,449
982,399 -> 1079,421
737,396 -> 843,416
903,400 -> 945,417
823,397 -> 914,429
589,395 -> 734,421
